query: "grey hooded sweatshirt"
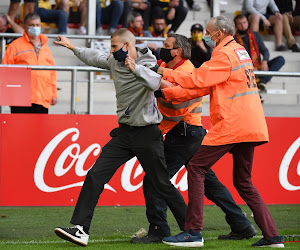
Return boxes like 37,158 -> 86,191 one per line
73,47 -> 163,126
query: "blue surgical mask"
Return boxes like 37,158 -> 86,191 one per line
113,44 -> 128,62
203,31 -> 219,48
28,26 -> 41,37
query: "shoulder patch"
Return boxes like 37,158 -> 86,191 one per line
234,48 -> 251,62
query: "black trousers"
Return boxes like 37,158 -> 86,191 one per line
70,123 -> 187,230
143,123 -> 252,237
10,104 -> 48,114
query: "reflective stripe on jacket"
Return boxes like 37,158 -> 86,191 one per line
2,32 -> 57,109
162,36 -> 269,145
158,60 -> 202,135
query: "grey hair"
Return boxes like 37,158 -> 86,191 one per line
168,33 -> 191,59
24,13 -> 41,25
211,15 -> 235,36
128,11 -> 142,24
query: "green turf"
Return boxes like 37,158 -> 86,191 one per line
0,205 -> 299,249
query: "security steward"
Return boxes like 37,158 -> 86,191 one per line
129,33 -> 256,244
156,16 -> 284,248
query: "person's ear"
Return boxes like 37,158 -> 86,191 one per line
176,47 -> 182,56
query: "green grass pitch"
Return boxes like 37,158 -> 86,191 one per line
0,205 -> 299,249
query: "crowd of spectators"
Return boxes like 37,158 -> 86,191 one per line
2,0 -> 300,52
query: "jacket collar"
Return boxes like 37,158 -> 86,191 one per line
213,35 -> 234,54
23,31 -> 48,45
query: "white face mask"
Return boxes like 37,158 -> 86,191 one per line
28,26 -> 41,37
203,31 -> 219,48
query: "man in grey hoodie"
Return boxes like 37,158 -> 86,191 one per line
53,28 -> 187,247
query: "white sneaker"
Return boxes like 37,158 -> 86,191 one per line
55,225 -> 89,246
96,27 -> 103,36
192,2 -> 202,11
77,26 -> 86,35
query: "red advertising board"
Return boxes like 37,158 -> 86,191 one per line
0,114 -> 299,206
0,67 -> 31,106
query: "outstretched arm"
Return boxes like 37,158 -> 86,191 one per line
54,36 -> 109,69
54,35 -> 75,50
6,14 -> 24,34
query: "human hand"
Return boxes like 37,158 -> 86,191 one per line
160,79 -> 175,89
274,12 -> 282,20
286,12 -> 293,23
53,36 -> 75,50
51,96 -> 57,105
261,60 -> 268,71
125,55 -> 135,72
5,13 -> 12,24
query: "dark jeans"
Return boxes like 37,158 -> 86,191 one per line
185,143 -> 278,238
96,0 -> 124,29
143,123 -> 252,237
259,56 -> 285,84
71,123 -> 186,230
10,103 -> 48,113
36,8 -> 67,34
152,0 -> 187,32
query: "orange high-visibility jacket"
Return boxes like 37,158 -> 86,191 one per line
162,35 -> 269,146
158,59 -> 203,135
2,32 -> 57,109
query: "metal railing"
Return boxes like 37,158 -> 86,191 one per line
0,33 -> 166,114
1,33 -> 300,114
1,64 -> 300,114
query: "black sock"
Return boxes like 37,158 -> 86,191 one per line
83,226 -> 89,234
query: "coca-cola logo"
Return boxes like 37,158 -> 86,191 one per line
34,128 -> 188,194
279,137 -> 300,191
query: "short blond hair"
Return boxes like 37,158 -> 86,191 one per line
111,28 -> 136,44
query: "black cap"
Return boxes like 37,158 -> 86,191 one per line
191,23 -> 203,32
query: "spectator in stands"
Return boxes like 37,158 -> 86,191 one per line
149,13 -> 168,59
292,0 -> 300,31
121,0 -> 151,30
2,13 -> 57,113
60,0 -> 86,34
0,13 -> 24,48
7,0 -> 36,22
188,23 -> 211,68
242,0 -> 288,51
234,14 -> 285,92
36,0 -> 68,34
96,0 -> 124,35
127,11 -> 158,53
150,0 -> 187,33
274,0 -> 300,52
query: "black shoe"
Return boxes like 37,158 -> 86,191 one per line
290,44 -> 300,52
275,44 -> 288,51
54,225 -> 89,246
252,235 -> 284,248
257,82 -> 267,92
130,234 -> 163,244
218,224 -> 257,240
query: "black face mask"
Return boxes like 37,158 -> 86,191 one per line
160,48 -> 175,63
154,29 -> 163,36
113,44 -> 128,62
238,29 -> 248,35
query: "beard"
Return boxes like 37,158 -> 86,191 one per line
237,29 -> 248,35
